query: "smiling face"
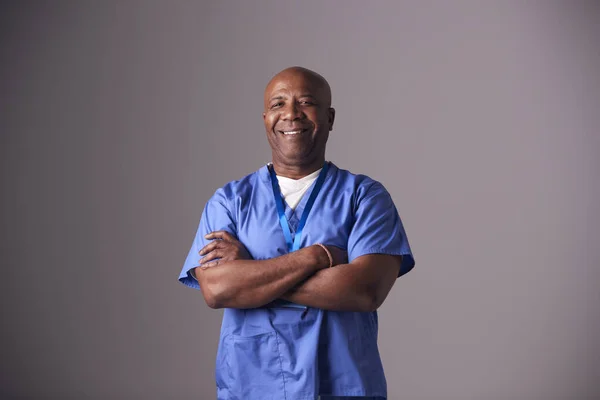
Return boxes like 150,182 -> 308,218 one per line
263,67 -> 335,176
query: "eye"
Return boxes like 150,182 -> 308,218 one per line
270,102 -> 283,109
300,100 -> 315,106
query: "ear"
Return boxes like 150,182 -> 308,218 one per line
262,112 -> 266,121
328,107 -> 336,131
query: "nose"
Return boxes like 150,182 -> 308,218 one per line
282,101 -> 303,121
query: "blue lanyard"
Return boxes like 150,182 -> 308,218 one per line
268,162 -> 330,252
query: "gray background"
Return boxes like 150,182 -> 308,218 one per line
1,1 -> 599,399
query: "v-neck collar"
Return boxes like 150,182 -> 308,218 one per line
261,162 -> 336,233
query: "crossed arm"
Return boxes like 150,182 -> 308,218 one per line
193,231 -> 401,312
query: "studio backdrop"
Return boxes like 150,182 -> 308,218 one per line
1,1 -> 598,399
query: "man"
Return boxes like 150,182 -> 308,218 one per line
179,66 -> 415,400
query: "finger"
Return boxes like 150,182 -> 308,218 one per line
199,240 -> 222,256
201,259 -> 220,268
200,250 -> 222,265
204,230 -> 236,242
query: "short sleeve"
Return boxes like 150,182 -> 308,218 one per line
347,181 -> 415,276
178,190 -> 237,289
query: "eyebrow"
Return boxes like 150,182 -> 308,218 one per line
269,94 -> 317,102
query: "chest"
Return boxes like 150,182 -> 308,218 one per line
233,185 -> 357,261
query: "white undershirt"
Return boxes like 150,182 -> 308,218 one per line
276,168 -> 322,210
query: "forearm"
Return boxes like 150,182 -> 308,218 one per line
281,254 -> 402,312
281,263 -> 376,312
195,245 -> 330,309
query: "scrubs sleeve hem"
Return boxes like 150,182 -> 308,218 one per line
178,269 -> 201,290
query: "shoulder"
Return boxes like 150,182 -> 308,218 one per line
209,166 -> 266,206
331,163 -> 391,202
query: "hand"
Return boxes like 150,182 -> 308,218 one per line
198,230 -> 251,268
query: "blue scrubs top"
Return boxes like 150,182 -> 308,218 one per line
179,163 -> 415,400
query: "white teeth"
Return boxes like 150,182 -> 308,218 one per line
283,130 -> 302,135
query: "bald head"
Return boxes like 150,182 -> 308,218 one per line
264,67 -> 332,108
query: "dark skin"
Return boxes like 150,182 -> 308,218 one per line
194,67 -> 401,312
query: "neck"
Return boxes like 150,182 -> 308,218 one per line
271,157 -> 325,179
